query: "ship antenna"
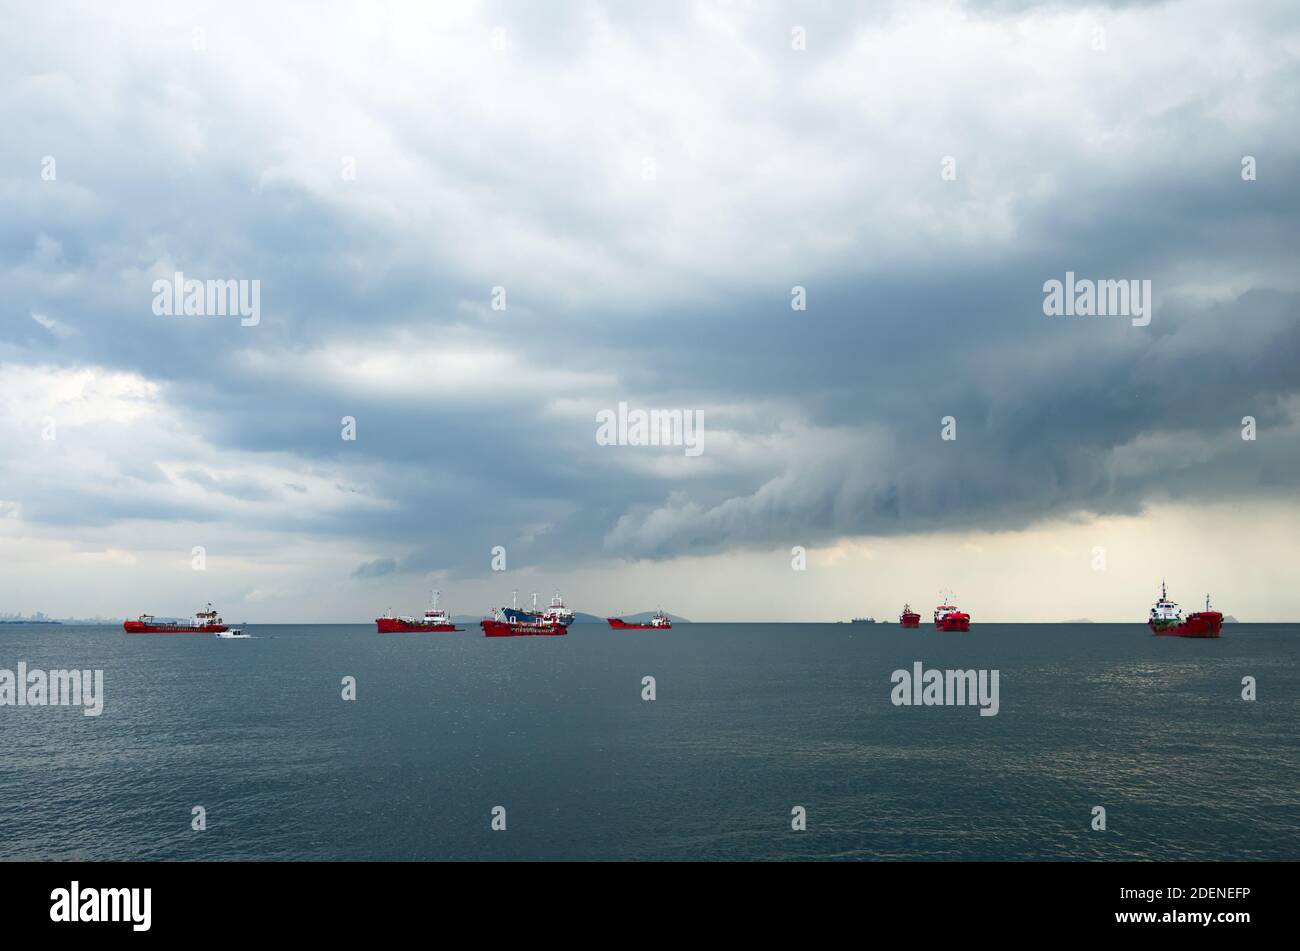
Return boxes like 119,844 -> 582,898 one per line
432,590 -> 440,610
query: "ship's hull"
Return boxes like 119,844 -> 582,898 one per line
1150,611 -> 1222,638
900,614 -> 921,628
124,620 -> 228,634
934,615 -> 970,632
607,618 -> 671,630
502,608 -> 573,627
375,618 -> 462,633
480,619 -> 567,637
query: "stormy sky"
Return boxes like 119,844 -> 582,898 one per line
2,0 -> 1298,622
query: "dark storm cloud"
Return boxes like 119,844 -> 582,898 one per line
2,0 -> 1298,576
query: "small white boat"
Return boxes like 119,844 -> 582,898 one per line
215,628 -> 251,639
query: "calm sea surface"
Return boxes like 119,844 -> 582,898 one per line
1,622 -> 1296,860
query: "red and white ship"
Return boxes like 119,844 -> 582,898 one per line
934,594 -> 970,632
376,590 -> 463,633
1148,582 -> 1222,638
607,611 -> 672,630
124,603 -> 228,634
480,610 -> 566,637
900,604 -> 921,628
541,593 -> 576,628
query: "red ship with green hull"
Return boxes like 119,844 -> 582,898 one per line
1148,582 -> 1223,638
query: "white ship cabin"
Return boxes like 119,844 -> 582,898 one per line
193,604 -> 223,626
423,591 -> 450,623
543,593 -> 575,621
1150,582 -> 1182,622
934,591 -> 961,621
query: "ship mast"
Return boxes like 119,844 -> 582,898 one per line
511,589 -> 518,610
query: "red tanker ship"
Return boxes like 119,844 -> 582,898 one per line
376,590 -> 463,633
480,610 -> 566,637
608,611 -> 672,630
933,595 -> 970,632
900,604 -> 921,628
1148,583 -> 1223,638
124,603 -> 228,634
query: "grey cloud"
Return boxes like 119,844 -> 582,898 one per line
179,469 -> 274,502
351,557 -> 399,579
1,0 -> 1297,583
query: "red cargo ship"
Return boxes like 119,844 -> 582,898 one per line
608,611 -> 672,630
1148,583 -> 1222,638
375,590 -> 463,633
480,612 -> 567,637
124,603 -> 228,634
900,604 -> 921,628
933,596 -> 970,632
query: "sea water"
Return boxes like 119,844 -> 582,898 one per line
0,622 -> 1295,860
